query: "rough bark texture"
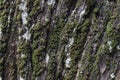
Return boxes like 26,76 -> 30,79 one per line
0,0 -> 120,80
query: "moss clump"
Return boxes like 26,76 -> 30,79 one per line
16,14 -> 22,21
31,22 -> 47,79
64,18 -> 90,80
0,1 -> 9,76
46,18 -> 66,80
84,0 -> 95,7
93,8 -> 99,13
17,41 -> 31,78
106,20 -> 119,45
106,20 -> 113,35
29,0 -> 42,17
110,13 -> 117,19
65,21 -> 79,37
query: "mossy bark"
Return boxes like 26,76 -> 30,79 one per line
0,0 -> 120,80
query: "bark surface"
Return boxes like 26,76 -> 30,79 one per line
0,0 -> 120,80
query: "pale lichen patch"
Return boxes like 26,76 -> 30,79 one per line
110,73 -> 115,79
46,54 -> 49,65
44,15 -> 49,22
20,76 -> 24,80
19,0 -> 27,11
8,8 -> 12,23
65,57 -> 71,68
117,45 -> 120,50
19,0 -> 28,25
21,54 -> 25,58
69,37 -> 74,47
79,8 -> 86,19
22,31 -> 31,40
107,41 -> 112,52
21,12 -> 28,25
0,77 -> 2,80
47,0 -> 55,6
77,3 -> 87,21
30,24 -> 35,31
65,36 -> 74,68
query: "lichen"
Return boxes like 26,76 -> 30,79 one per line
47,0 -> 55,6
19,0 -> 28,25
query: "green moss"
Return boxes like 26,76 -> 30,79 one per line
106,20 -> 113,35
82,18 -> 90,26
17,41 -> 31,78
29,0 -> 41,17
110,13 -> 117,19
18,28 -> 26,36
0,13 -> 8,25
31,22 -> 43,32
93,8 -> 99,13
29,8 -> 38,17
16,14 -> 21,21
106,20 -> 119,41
48,18 -> 65,49
93,13 -> 97,21
64,18 -> 90,80
31,21 -> 47,79
0,1 -> 2,5
84,0 -> 94,7
79,51 -> 99,80
65,21 -> 79,37
46,17 -> 66,80
47,59 -> 57,80
0,42 -> 5,52
76,0 -> 82,7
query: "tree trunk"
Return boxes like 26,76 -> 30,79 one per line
0,0 -> 120,80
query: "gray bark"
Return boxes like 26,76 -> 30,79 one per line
0,0 -> 119,80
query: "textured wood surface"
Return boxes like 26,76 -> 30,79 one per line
0,0 -> 119,80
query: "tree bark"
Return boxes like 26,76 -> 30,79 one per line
0,0 -> 120,80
